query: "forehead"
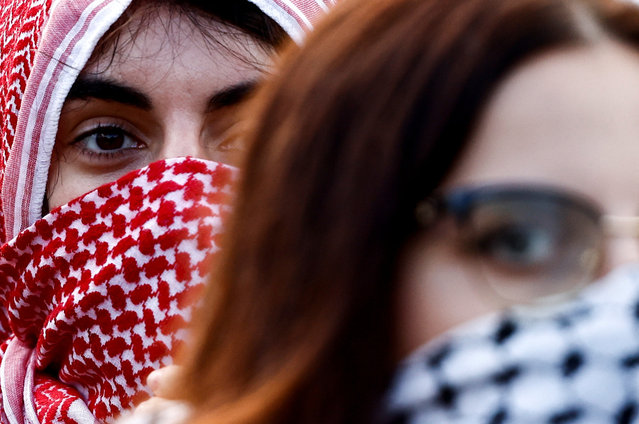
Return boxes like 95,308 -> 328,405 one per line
83,5 -> 270,83
446,42 -> 639,207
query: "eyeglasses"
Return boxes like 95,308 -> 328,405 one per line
415,184 -> 638,303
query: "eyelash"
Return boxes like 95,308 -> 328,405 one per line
71,123 -> 144,160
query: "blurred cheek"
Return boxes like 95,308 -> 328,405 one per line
394,225 -> 502,358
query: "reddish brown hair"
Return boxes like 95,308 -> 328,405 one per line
180,0 -> 639,422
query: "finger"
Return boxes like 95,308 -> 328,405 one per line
134,397 -> 172,414
147,365 -> 182,398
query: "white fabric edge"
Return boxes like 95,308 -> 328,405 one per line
16,0 -> 106,236
67,399 -> 99,424
245,0 -> 307,44
314,0 -> 329,12
23,350 -> 39,424
22,0 -> 133,234
0,341 -> 17,424
1,338 -> 31,424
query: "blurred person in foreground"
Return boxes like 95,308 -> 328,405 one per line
135,0 -> 639,422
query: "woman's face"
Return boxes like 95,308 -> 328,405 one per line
47,6 -> 270,210
397,42 -> 639,355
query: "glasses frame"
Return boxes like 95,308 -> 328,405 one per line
417,184 -> 603,229
414,183 -> 639,305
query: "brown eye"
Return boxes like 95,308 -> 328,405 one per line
217,132 -> 245,153
96,130 -> 126,150
73,125 -> 143,155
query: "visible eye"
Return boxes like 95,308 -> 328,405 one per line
73,125 -> 144,156
203,110 -> 246,165
474,222 -> 555,268
216,130 -> 245,153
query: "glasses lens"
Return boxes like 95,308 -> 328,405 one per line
459,190 -> 602,302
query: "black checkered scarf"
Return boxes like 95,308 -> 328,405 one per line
384,265 -> 639,424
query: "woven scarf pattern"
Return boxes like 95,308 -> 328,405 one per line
247,0 -> 336,43
0,0 -> 50,170
0,0 -> 52,242
384,266 -> 639,424
0,158 -> 234,423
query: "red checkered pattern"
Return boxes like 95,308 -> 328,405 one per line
0,0 -> 52,243
0,158 -> 234,423
0,0 -> 50,172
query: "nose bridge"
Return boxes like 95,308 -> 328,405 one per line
601,215 -> 639,274
157,117 -> 206,161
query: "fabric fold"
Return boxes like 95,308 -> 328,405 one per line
1,337 -> 35,424
0,157 -> 235,423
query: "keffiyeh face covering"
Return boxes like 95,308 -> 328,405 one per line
384,265 -> 639,424
0,157 -> 234,423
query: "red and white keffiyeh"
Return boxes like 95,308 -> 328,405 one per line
0,157 -> 234,423
0,0 -> 333,423
247,0 -> 337,43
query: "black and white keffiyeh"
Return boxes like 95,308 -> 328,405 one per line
384,266 -> 639,424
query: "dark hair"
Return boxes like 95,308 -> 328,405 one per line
181,0 -> 639,422
180,0 -> 288,47
88,0 -> 288,71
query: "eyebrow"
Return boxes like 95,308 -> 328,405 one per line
67,77 -> 152,110
207,81 -> 257,112
67,77 -> 257,112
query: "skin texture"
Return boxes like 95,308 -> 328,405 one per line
47,5 -> 270,210
396,42 -> 639,356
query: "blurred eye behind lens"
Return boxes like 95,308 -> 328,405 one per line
464,199 -> 564,273
459,192 -> 603,302
475,222 -> 554,269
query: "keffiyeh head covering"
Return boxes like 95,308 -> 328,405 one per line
0,0 -> 332,423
